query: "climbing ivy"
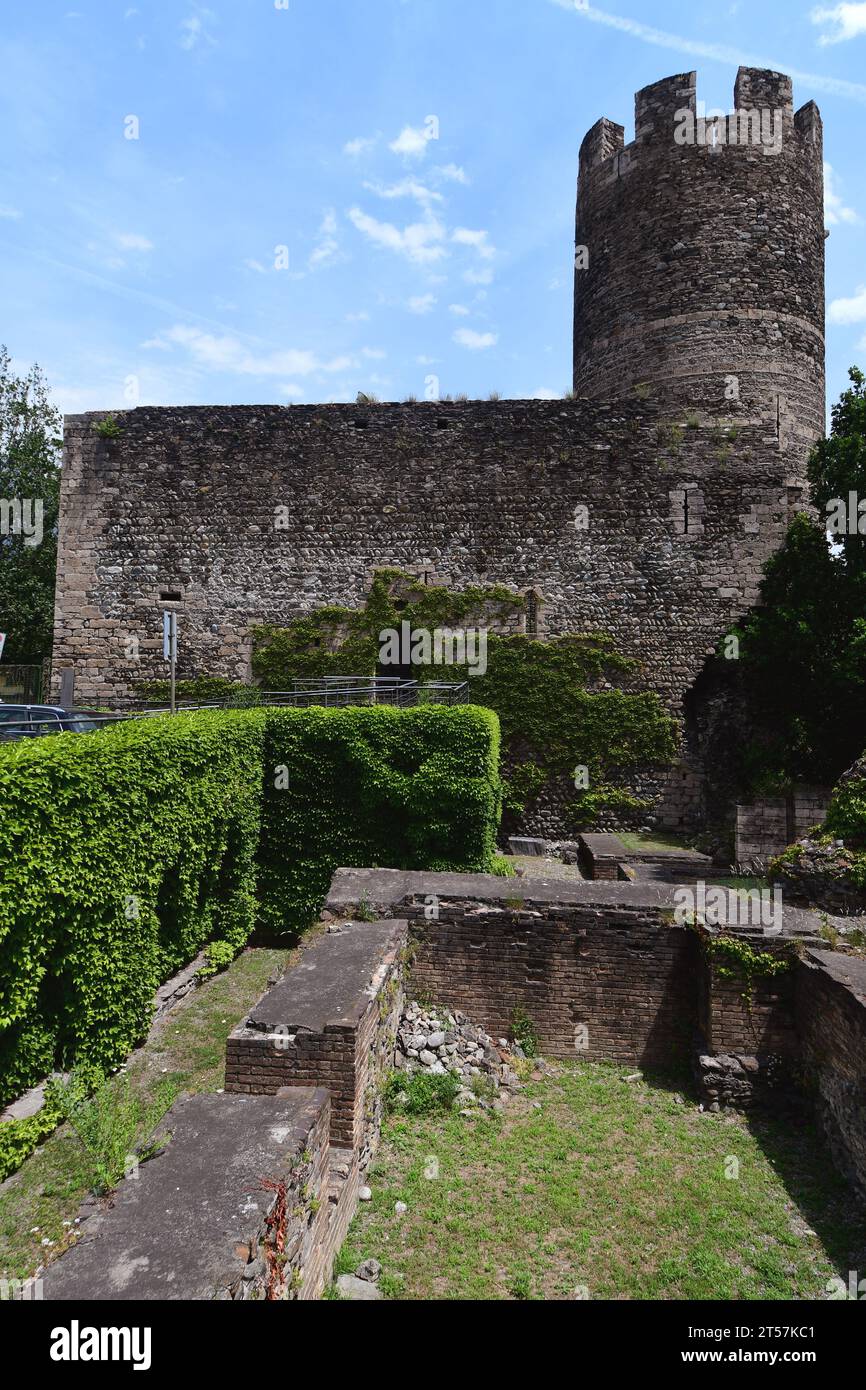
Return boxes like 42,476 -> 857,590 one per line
703,934 -> 792,983
250,569 -> 676,830
701,932 -> 794,1022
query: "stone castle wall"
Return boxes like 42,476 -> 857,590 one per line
52,398 -> 797,714
49,65 -> 826,839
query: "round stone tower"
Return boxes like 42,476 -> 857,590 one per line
573,68 -> 825,472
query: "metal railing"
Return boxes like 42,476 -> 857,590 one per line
142,677 -> 470,712
0,678 -> 470,740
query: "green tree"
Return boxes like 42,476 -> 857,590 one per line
737,368 -> 866,785
0,346 -> 61,664
808,366 -> 866,581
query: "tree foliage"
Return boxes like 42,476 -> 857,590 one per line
737,368 -> 866,786
0,346 -> 61,663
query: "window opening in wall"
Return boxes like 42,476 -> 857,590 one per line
672,483 -> 704,536
526,590 -> 539,637
160,590 -> 182,602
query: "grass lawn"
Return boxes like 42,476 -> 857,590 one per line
618,830 -> 695,854
0,945 -> 295,1283
335,1061 -> 865,1301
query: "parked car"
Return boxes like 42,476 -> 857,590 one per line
0,704 -> 105,741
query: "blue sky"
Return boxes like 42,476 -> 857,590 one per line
1,0 -> 865,416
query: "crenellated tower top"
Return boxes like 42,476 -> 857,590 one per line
573,68 -> 825,471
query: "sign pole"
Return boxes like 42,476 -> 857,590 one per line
163,611 -> 178,715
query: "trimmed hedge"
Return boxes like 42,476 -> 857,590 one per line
0,703 -> 501,1117
0,710 -> 266,1110
258,704 -> 502,933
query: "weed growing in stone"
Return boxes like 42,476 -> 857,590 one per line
47,1069 -> 176,1196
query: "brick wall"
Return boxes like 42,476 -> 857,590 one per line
404,899 -> 700,1067
796,951 -> 866,1205
735,787 -> 832,867
701,949 -> 798,1057
226,921 -> 406,1152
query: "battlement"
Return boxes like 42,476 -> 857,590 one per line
634,71 -> 696,142
578,116 -> 625,177
734,66 -> 793,113
580,67 -> 821,179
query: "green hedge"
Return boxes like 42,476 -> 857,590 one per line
0,710 -> 266,1110
0,703 -> 501,1119
258,704 -> 502,933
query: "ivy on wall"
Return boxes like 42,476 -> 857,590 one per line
249,569 -> 677,829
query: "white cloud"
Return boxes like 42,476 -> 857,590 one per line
309,209 -> 341,268
453,227 -> 495,259
363,179 -> 443,208
344,134 -> 378,157
281,384 -> 305,400
453,328 -> 497,350
180,9 -> 217,51
345,310 -> 370,323
824,162 -> 859,226
0,205 -> 22,219
531,388 -> 560,400
408,294 -> 437,314
389,125 -> 431,157
435,163 -> 469,184
116,232 -> 153,251
348,206 -> 447,264
449,304 -> 470,316
811,3 -> 866,44
548,0 -> 866,103
362,347 -> 387,359
244,258 -> 266,274
828,285 -> 866,323
154,325 -> 354,377
464,266 -> 494,286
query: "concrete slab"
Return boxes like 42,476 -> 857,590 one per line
806,949 -> 866,1004
578,832 -> 630,859
325,867 -> 840,940
246,921 -> 404,1034
41,1088 -> 327,1302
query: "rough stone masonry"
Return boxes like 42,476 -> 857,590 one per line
50,67 -> 825,821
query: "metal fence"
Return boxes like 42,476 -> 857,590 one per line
0,677 -> 470,740
142,677 -> 470,712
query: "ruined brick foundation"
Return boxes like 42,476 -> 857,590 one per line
40,869 -> 866,1299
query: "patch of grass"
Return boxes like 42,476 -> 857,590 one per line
706,875 -> 771,894
0,946 -> 292,1282
336,1061 -> 864,1301
383,1070 -> 461,1117
48,1069 -> 177,1196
